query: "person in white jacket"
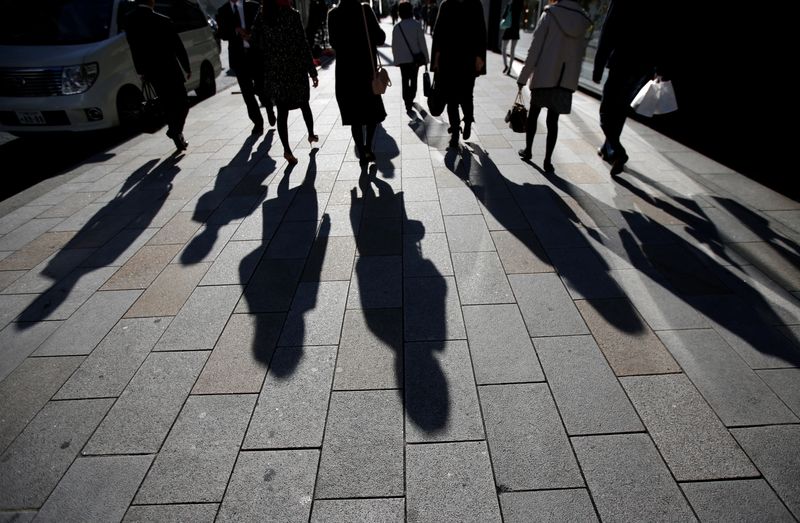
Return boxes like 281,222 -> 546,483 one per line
516,0 -> 591,172
392,1 -> 429,112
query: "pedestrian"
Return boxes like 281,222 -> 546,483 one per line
252,0 -> 319,165
430,0 -> 486,148
125,0 -> 191,151
392,1 -> 429,113
500,0 -> 522,75
593,0 -> 666,175
516,0 -> 591,172
327,0 -> 387,167
390,1 -> 399,24
216,0 -> 275,135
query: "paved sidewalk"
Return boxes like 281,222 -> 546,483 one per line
1,22 -> 800,522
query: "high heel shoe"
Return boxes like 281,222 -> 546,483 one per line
308,134 -> 319,145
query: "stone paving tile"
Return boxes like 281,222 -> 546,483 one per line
576,298 -> 681,376
0,294 -> 35,330
316,390 -> 404,498
711,320 -> 800,370
34,289 -> 140,356
0,270 -> 33,293
278,280 -> 349,347
681,479 -> 795,523
439,187 -> 483,216
0,511 -> 36,522
404,276 -> 466,342
244,345 -> 336,449
546,247 -> 626,300
310,498 -> 404,523
101,243 -> 182,290
0,320 -> 61,383
0,218 -> 64,252
35,455 -> 152,523
123,504 -> 219,523
193,313 -> 282,394
0,356 -> 83,453
236,258 -> 303,312
16,266 -> 117,322
154,285 -> 241,352
402,176 -> 438,202
480,383 -> 583,490
356,217 -> 402,256
406,441 -> 501,523
217,449 -> 318,522
572,433 -> 697,522
265,220 -> 317,259
758,368 -> 800,417
82,227 -> 157,268
135,394 -> 256,504
622,374 -> 757,481
479,198 -> 530,231
173,222 -> 239,265
658,329 -> 798,426
732,425 -> 800,519
0,206 -> 50,235
491,229 -> 553,274
405,340 -> 484,442
125,262 -> 210,318
347,255 -> 402,309
334,308 -> 401,390
535,336 -> 643,435
510,273 -> 589,337
302,235 -> 356,281
403,232 -> 454,277
0,398 -> 113,509
403,200 -> 445,234
2,248 -> 94,295
0,231 -> 75,271
444,214 -> 494,253
462,304 -> 544,384
452,251 -> 514,304
84,351 -> 207,455
146,211 -> 203,245
499,490 -> 598,523
55,317 -> 170,399
197,240 -> 262,286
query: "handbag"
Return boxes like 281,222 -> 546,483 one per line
426,73 -> 446,117
361,5 -> 391,95
398,24 -> 426,67
423,70 -> 432,97
631,77 -> 678,117
504,89 -> 527,133
139,80 -> 164,132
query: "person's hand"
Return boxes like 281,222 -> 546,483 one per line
431,51 -> 439,72
312,76 -> 319,88
592,68 -> 603,84
475,56 -> 485,73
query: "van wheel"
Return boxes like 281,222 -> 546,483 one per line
196,62 -> 216,99
117,86 -> 143,128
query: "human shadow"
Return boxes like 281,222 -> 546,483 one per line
239,149 -> 325,377
458,143 -> 645,334
350,164 -> 449,432
180,132 -> 274,265
15,154 -> 182,328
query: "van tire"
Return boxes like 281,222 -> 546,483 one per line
196,62 -> 216,99
117,85 -> 144,128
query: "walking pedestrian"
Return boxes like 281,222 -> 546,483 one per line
216,0 -> 275,134
593,0 -> 665,175
392,1 -> 429,113
125,0 -> 191,151
252,0 -> 319,165
500,0 -> 522,75
430,0 -> 486,148
327,0 -> 387,166
517,0 -> 591,172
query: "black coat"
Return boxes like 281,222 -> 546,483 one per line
431,0 -> 487,80
328,0 -> 387,125
216,0 -> 261,71
125,6 -> 190,84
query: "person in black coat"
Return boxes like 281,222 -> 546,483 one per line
592,0 -> 666,175
431,0 -> 487,148
216,0 -> 274,133
125,0 -> 191,151
328,0 -> 387,166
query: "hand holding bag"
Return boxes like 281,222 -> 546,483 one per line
139,80 -> 164,133
504,89 -> 527,133
362,6 -> 391,95
423,68 -> 432,97
631,77 -> 678,117
426,73 -> 445,117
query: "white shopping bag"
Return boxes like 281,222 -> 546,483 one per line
631,78 -> 677,117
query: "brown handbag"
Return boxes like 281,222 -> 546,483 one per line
361,5 -> 391,95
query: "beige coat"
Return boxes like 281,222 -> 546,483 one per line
518,0 -> 591,91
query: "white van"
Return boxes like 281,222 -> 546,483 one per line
0,0 -> 222,133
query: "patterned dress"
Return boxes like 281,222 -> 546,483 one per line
254,7 -> 317,110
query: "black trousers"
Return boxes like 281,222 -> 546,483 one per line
599,65 -> 652,155
399,63 -> 420,106
152,76 -> 188,138
445,75 -> 475,133
235,48 -> 266,126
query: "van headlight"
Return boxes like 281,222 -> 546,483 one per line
61,63 -> 99,95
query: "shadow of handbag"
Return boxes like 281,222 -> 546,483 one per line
426,73 -> 446,117
140,80 -> 165,133
505,90 -> 527,133
362,5 -> 391,95
423,68 -> 432,97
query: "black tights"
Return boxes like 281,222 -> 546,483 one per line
277,102 -> 315,154
351,123 -> 377,155
524,104 -> 559,162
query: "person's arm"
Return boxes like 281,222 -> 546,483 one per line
172,23 -> 191,78
474,0 -> 487,74
365,5 -> 386,46
592,0 -> 617,83
216,7 -> 234,41
518,9 -> 549,85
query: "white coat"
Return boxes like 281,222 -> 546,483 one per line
391,19 -> 429,66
